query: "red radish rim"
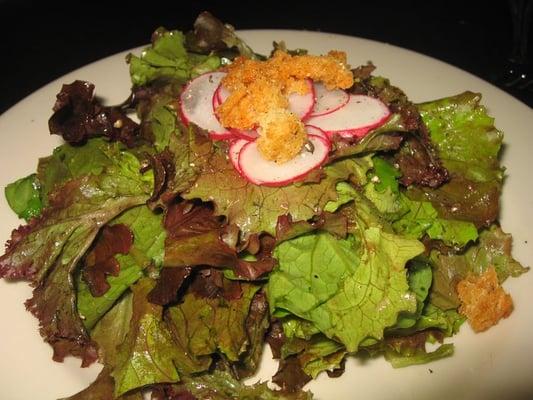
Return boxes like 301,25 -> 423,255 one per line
209,131 -> 238,141
237,134 -> 331,187
308,84 -> 350,118
212,83 -> 221,112
215,82 -> 227,105
230,128 -> 259,140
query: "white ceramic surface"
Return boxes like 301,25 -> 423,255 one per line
0,30 -> 532,400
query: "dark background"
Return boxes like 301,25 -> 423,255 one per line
1,0 -> 531,114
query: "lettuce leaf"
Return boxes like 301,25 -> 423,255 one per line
364,156 -> 478,248
184,151 -> 359,236
128,28 -> 220,86
165,281 -> 260,362
155,369 -> 313,400
409,92 -> 504,227
4,173 -> 42,220
112,278 -> 183,397
384,340 -> 454,368
268,226 -> 424,351
77,205 -> 164,329
280,334 -> 345,379
394,260 -> 433,329
0,139 -> 152,364
62,295 -> 141,400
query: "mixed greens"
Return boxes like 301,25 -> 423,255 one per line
0,12 -> 528,400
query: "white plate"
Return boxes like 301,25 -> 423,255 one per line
0,30 -> 532,400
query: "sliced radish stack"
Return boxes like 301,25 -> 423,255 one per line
238,135 -> 330,186
229,139 -> 249,175
309,82 -> 350,117
180,71 -> 230,137
305,94 -> 390,139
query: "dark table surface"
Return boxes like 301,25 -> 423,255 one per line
1,0 -> 532,115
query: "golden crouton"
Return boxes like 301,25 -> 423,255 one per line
256,109 -> 306,163
457,267 -> 513,332
216,50 -> 353,163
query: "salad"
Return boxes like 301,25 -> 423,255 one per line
0,12 -> 528,400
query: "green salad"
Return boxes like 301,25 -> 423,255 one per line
0,12 -> 527,400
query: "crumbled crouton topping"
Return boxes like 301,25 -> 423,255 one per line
457,267 -> 513,332
216,50 -> 353,163
256,109 -> 306,163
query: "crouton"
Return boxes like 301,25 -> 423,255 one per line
457,267 -> 513,332
256,108 -> 306,163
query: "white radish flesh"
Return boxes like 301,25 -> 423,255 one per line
306,94 -> 390,138
309,82 -> 350,117
180,71 -> 228,135
288,79 -> 315,120
238,134 -> 330,186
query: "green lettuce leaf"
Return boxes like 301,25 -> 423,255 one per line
1,140 -> 152,284
280,334 -> 345,379
128,28 -> 220,86
393,197 -> 478,248
237,291 -> 270,378
150,103 -> 178,152
384,341 -> 454,368
170,369 -> 313,399
409,92 -> 504,227
77,205 -> 164,329
112,278 -> 182,397
362,156 -> 478,248
37,138 -> 151,202
268,227 -> 424,351
112,206 -> 166,267
411,303 -> 465,337
77,253 -> 143,330
63,295 -> 140,400
165,282 -> 260,362
394,260 -> 433,329
4,173 -> 42,220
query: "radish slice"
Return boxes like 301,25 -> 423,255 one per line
305,125 -> 329,141
180,71 -> 228,135
238,134 -> 330,187
229,139 -> 249,175
306,94 -> 390,138
309,82 -> 350,117
288,79 -> 315,120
